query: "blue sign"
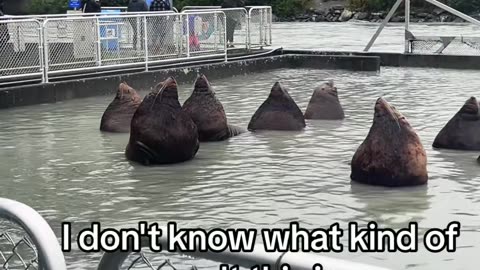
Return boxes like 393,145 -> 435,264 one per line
69,0 -> 82,9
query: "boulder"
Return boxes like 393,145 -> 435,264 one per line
354,12 -> 370,20
339,9 -> 354,22
391,16 -> 405,23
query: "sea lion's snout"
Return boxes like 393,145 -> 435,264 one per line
194,74 -> 210,91
271,82 -> 286,97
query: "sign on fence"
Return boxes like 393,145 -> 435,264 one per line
69,0 -> 82,9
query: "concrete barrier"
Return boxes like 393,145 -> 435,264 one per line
0,52 -> 380,109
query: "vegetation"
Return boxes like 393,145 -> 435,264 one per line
347,0 -> 480,13
26,0 -> 312,18
28,0 -> 69,14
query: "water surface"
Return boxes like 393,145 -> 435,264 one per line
1,22 -> 480,270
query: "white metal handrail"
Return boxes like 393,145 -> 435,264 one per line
0,198 -> 67,270
97,233 -> 392,270
40,11 -> 227,82
363,0 -> 480,54
0,7 -> 272,86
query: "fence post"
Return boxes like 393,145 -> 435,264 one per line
269,7 -> 272,45
186,14 -> 190,58
224,13 -> 227,62
247,9 -> 251,50
144,15 -> 149,71
42,20 -> 50,83
405,0 -> 410,53
213,13 -> 218,51
95,17 -> 102,67
37,21 -> 45,83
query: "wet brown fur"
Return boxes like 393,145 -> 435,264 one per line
433,97 -> 480,150
248,82 -> 306,131
351,98 -> 428,187
304,80 -> 345,120
100,82 -> 142,133
125,77 -> 199,165
182,74 -> 244,141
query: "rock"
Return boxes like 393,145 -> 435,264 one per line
315,14 -> 326,22
295,14 -> 309,20
272,14 -> 278,22
331,5 -> 344,11
371,12 -> 384,20
433,8 -> 445,16
391,16 -> 405,23
339,9 -> 354,22
417,12 -> 429,18
354,12 -> 370,20
314,9 -> 326,15
440,14 -> 450,22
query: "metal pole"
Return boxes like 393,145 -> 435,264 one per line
42,21 -> 50,83
37,21 -> 45,83
186,14 -> 190,58
0,198 -> 67,270
269,7 -> 272,45
405,0 -> 410,53
224,14 -> 227,62
97,234 -> 391,270
214,13 -> 218,51
247,9 -> 251,50
363,0 -> 403,52
96,18 -> 102,66
143,16 -> 149,71
424,0 -> 480,27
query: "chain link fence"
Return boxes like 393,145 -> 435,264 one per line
121,250 -> 218,270
409,36 -> 480,55
248,7 -> 272,49
0,221 -> 38,270
182,11 -> 227,56
0,8 -> 272,85
0,19 -> 43,83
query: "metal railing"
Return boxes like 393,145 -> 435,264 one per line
42,11 -> 226,81
181,6 -> 272,50
182,8 -> 248,49
0,198 -> 66,269
0,197 -> 393,270
97,237 -> 393,270
0,6 -> 272,86
363,0 -> 480,55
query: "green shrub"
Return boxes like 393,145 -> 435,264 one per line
28,0 -> 69,14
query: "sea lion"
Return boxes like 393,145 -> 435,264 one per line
100,82 -> 142,133
248,82 -> 306,131
433,97 -> 480,150
304,80 -> 345,120
350,97 -> 428,187
125,77 -> 199,165
182,74 -> 244,141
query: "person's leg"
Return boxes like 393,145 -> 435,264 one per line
130,18 -> 138,50
226,17 -> 235,44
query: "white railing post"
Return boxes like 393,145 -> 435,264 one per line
37,20 -> 45,83
186,14 -> 190,58
214,13 -> 218,51
95,17 -> 102,67
143,15 -> 149,71
405,0 -> 410,53
42,20 -> 50,83
0,198 -> 67,269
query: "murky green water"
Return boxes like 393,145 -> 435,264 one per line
1,65 -> 480,269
